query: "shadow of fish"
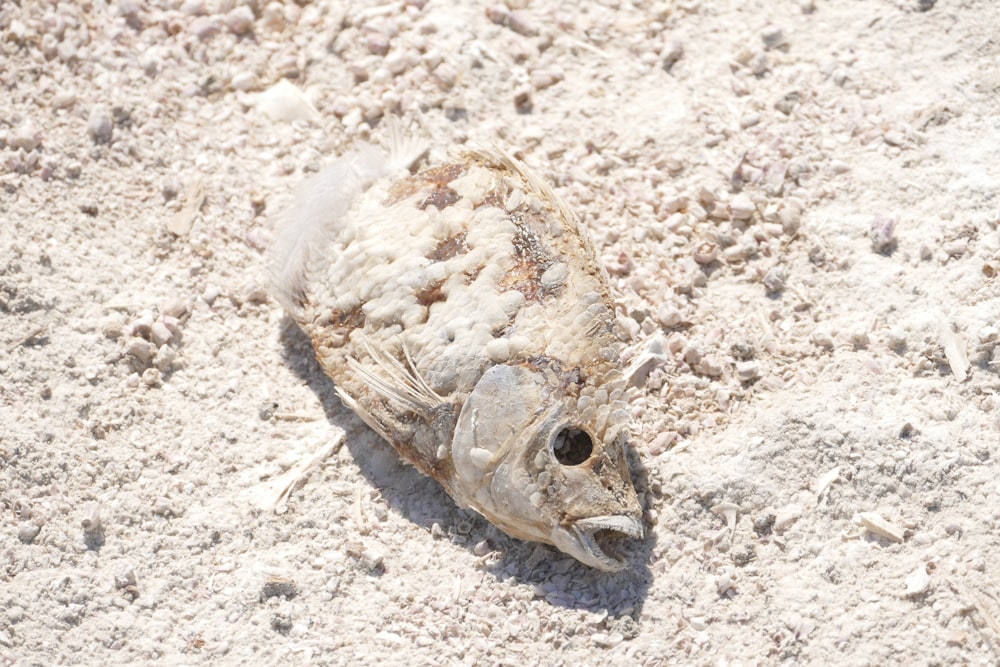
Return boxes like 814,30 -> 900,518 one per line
271,129 -> 642,570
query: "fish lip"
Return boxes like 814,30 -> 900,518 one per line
570,515 -> 644,572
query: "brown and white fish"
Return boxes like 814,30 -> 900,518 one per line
271,131 -> 643,571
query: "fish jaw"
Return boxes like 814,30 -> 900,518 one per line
551,514 -> 645,572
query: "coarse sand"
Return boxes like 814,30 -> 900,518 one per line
2,0 -> 999,664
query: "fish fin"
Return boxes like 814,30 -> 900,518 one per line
269,144 -> 387,315
382,115 -> 429,175
336,386 -> 395,443
348,338 -> 444,418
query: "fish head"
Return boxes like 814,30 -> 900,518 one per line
451,364 -> 643,571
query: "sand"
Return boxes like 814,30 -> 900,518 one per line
2,0 -> 999,664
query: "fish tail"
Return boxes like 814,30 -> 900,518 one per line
269,144 -> 386,315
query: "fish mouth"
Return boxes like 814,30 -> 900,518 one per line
568,515 -> 644,572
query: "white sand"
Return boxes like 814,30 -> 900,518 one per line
2,0 -> 998,664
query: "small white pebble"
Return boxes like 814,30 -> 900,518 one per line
11,119 -> 42,151
87,104 -> 114,143
811,326 -> 834,349
224,5 -> 255,35
142,368 -> 162,387
904,567 -> 930,597
850,330 -> 870,349
730,194 -> 755,220
886,329 -> 907,352
150,321 -> 173,347
736,360 -> 759,382
507,10 -> 539,36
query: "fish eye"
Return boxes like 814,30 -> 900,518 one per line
552,428 -> 593,466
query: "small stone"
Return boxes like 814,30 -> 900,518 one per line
18,521 -> 40,544
886,329 -> 907,353
763,266 -> 787,294
125,336 -> 156,369
180,0 -> 205,14
366,31 -> 390,56
231,71 -> 258,91
870,215 -> 897,254
161,299 -> 190,320
142,367 -> 162,387
851,330 -> 870,349
189,16 -> 221,40
883,130 -> 905,147
656,303 -> 682,328
156,345 -> 177,372
261,2 -> 285,32
87,104 -> 114,144
514,86 -> 533,113
778,205 -> 801,235
245,284 -> 269,305
202,285 -> 221,306
730,194 -> 755,220
696,355 -> 724,377
736,360 -> 760,382
811,326 -> 835,349
507,10 -> 539,36
486,4 -> 508,24
224,6 -> 255,35
761,25 -> 786,49
260,578 -> 298,602
904,567 -> 930,596
360,547 -> 384,571
11,119 -> 42,151
150,321 -> 173,348
662,38 -> 684,72
114,568 -> 137,590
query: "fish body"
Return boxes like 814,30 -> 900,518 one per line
272,136 -> 642,570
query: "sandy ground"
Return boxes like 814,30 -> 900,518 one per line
2,0 -> 1000,664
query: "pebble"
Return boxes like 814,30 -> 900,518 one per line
507,10 -> 540,37
224,6 -> 255,35
647,431 -> 676,455
886,329 -> 907,352
156,345 -> 177,372
189,16 -> 221,41
142,367 -> 162,387
202,284 -> 221,306
11,119 -> 42,151
161,298 -> 190,320
367,31 -> 391,56
150,321 -> 174,348
180,0 -> 206,15
850,330 -> 870,349
870,215 -> 897,254
761,25 -> 787,49
231,71 -> 258,91
18,521 -> 41,544
129,311 -> 155,338
486,5 -> 508,25
736,360 -> 760,382
811,326 -> 835,349
696,355 -> 724,377
904,567 -> 930,596
763,266 -> 787,294
87,104 -> 114,143
662,38 -> 684,72
255,80 -> 322,124
730,194 -> 755,220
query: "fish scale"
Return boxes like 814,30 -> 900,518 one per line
272,136 -> 643,571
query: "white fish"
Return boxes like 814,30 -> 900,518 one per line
271,130 -> 643,570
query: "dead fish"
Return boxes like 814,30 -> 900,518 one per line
270,129 -> 642,571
